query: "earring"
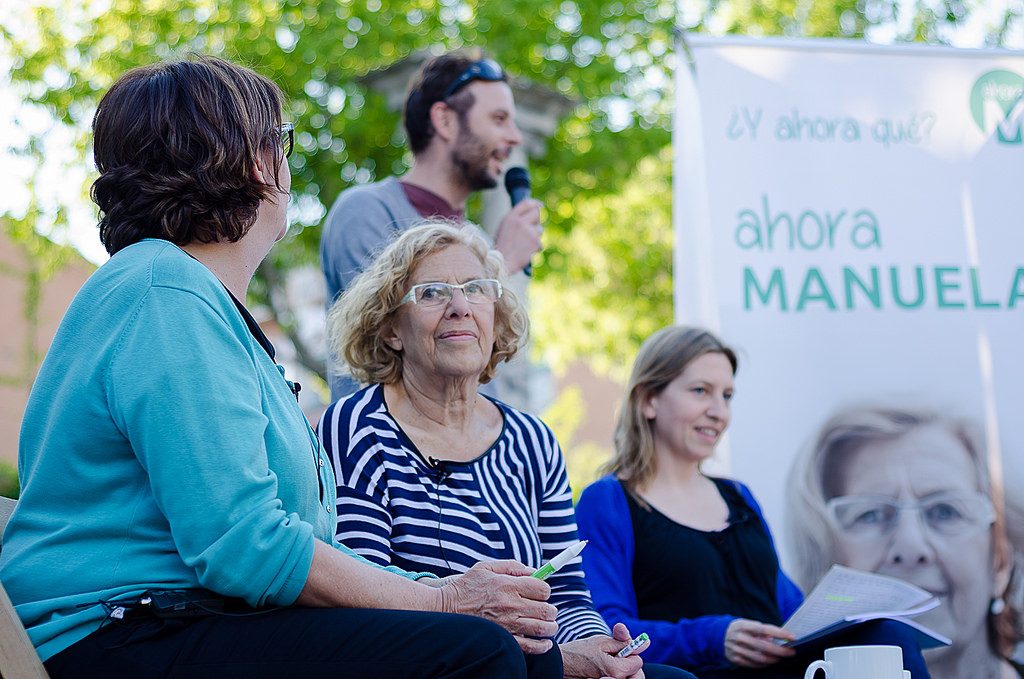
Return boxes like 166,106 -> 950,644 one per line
990,597 -> 1006,615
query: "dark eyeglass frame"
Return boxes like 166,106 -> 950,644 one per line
278,122 -> 295,158
441,59 -> 506,100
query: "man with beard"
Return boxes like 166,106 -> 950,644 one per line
320,49 -> 543,400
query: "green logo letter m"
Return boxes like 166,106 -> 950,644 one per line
970,70 -> 1024,145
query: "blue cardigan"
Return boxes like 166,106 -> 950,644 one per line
575,474 -> 804,671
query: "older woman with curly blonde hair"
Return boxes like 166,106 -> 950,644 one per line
319,222 -> 692,679
326,221 -> 527,389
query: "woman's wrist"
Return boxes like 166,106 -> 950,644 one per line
410,581 -> 445,613
559,641 -> 580,677
435,580 -> 455,614
559,639 -> 597,679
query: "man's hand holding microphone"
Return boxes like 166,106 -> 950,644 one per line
496,166 -> 542,275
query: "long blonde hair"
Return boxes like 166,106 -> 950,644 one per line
605,326 -> 737,491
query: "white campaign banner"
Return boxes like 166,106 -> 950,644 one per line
675,37 -> 1024,677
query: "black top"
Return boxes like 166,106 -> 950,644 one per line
225,288 -> 276,360
626,477 -> 783,625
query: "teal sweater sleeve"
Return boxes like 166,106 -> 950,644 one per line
106,284 -> 314,607
105,282 -> 433,597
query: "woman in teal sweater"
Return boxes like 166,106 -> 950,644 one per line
0,56 -> 560,678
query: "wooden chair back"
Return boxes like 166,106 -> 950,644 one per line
0,496 -> 49,678
0,495 -> 14,536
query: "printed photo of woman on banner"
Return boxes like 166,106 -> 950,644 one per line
675,36 -> 1024,679
785,405 -> 1024,679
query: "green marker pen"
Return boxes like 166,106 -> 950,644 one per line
532,540 -> 588,580
616,632 -> 649,657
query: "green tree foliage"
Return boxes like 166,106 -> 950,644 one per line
0,461 -> 20,499
533,148 -> 672,379
2,0 -> 1018,384
2,0 -> 679,252
2,0 -> 677,378
541,384 -> 612,499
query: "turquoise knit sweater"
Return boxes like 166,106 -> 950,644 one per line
0,239 -> 423,661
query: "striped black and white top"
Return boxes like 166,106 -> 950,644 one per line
318,384 -> 610,643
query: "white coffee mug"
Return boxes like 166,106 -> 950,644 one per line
803,645 -> 904,679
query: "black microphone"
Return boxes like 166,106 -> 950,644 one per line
503,166 -> 534,277
427,456 -> 450,481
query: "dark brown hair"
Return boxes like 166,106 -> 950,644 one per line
403,48 -> 503,154
91,55 -> 286,255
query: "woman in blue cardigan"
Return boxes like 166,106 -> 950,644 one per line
575,326 -> 931,678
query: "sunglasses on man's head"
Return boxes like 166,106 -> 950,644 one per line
441,59 -> 506,100
278,122 -> 294,159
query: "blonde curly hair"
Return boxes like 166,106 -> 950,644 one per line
326,220 -> 528,386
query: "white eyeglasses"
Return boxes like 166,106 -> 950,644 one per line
399,279 -> 503,307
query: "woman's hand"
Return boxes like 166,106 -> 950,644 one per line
438,560 -> 558,654
561,623 -> 647,679
724,619 -> 796,668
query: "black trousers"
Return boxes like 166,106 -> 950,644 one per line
45,606 -> 563,679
